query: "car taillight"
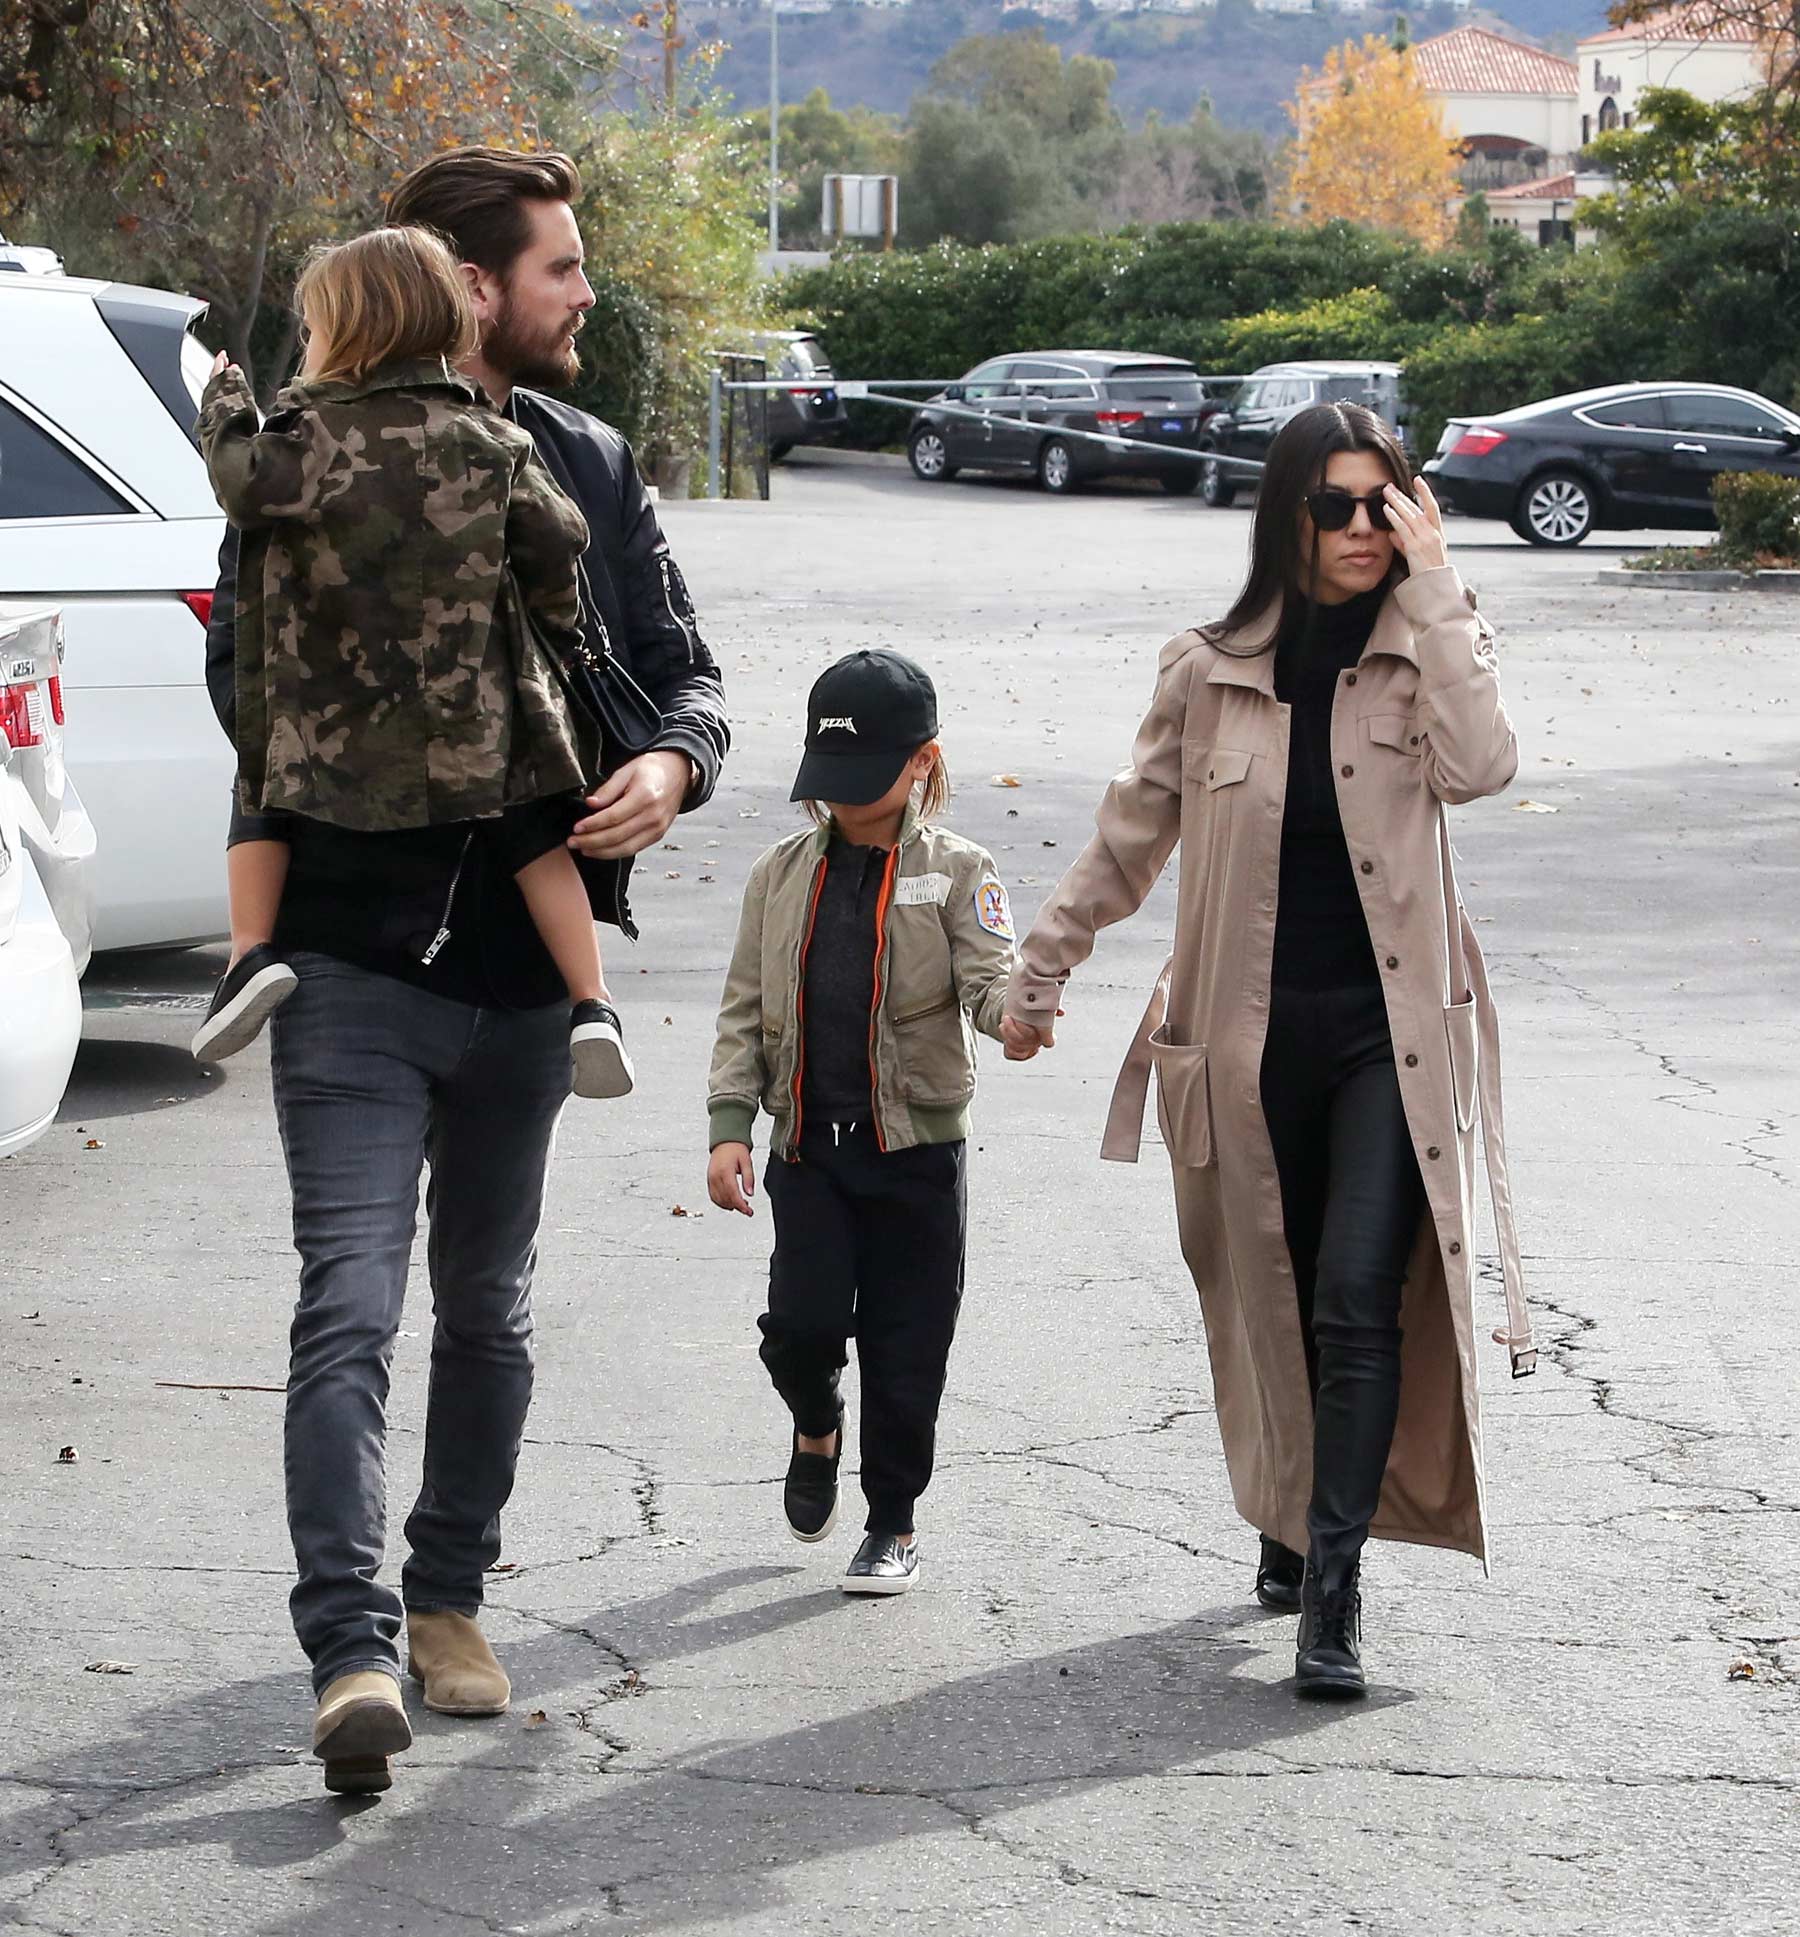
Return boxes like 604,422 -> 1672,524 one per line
0,682 -> 43,750
1452,427 -> 1508,459
1097,410 -> 1145,428
48,674 -> 64,726
182,590 -> 214,627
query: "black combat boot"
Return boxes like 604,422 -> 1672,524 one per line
1294,1562 -> 1366,1699
1254,1535 -> 1305,1612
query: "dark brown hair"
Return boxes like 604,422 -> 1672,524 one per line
802,746 -> 952,827
1214,401 -> 1415,652
386,147 -> 583,279
295,227 -> 477,386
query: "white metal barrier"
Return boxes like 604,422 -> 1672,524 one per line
704,368 -> 1267,500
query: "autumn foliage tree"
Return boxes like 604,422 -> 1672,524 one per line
1284,34 -> 1461,247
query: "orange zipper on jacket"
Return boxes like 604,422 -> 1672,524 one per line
787,856 -> 829,1155
864,847 -> 901,1153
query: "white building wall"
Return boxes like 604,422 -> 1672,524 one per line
1434,87 -> 1580,154
1575,37 -> 1766,139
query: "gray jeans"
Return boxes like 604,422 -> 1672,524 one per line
270,951 -> 571,1693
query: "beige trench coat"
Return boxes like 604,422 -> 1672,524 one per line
1007,564 -> 1535,1569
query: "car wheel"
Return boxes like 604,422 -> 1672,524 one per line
1038,438 -> 1078,494
1200,454 -> 1236,508
770,440 -> 793,463
1513,469 -> 1596,547
1160,469 -> 1200,497
908,427 -> 956,482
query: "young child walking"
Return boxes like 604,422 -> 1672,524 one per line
706,649 -> 1018,1593
190,224 -> 631,1097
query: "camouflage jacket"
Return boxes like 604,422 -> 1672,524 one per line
199,359 -> 596,831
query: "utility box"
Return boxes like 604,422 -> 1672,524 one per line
822,174 -> 898,249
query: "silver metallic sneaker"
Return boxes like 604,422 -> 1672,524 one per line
842,1532 -> 919,1596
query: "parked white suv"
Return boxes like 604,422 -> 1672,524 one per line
0,270 -> 229,949
0,600 -> 95,1155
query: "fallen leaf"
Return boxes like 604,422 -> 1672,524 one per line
57,1446 -> 77,1464
1727,1659 -> 1756,1681
1041,840 -> 1057,848
84,1660 -> 135,1676
1513,800 -> 1559,814
1005,809 -> 1019,819
663,1016 -> 673,1026
524,1708 -> 549,1729
991,774 -> 1022,788
489,1561 -> 517,1573
665,871 -> 682,880
84,1138 -> 104,1150
670,1205 -> 692,1218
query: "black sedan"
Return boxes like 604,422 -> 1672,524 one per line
1423,382 -> 1800,546
907,351 -> 1223,495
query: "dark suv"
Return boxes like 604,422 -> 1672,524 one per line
1197,361 -> 1407,507
907,351 -> 1223,494
752,330 -> 848,461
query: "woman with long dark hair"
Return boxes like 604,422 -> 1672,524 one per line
1001,404 -> 1535,1698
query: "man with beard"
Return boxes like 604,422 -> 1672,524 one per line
202,149 -> 728,1793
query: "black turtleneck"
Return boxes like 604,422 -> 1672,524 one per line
1271,586 -> 1386,990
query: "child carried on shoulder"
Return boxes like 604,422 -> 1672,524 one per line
192,224 -> 630,1099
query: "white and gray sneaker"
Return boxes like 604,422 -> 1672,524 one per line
842,1533 -> 919,1596
570,999 -> 634,1099
191,944 -> 299,1064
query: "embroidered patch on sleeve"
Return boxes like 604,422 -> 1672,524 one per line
895,872 -> 952,907
975,874 -> 1015,940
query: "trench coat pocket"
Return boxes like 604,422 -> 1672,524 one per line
1364,714 -> 1423,755
1148,1027 -> 1214,1167
1184,744 -> 1254,790
1445,995 -> 1479,1135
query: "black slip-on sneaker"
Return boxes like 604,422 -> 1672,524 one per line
783,1422 -> 843,1543
842,1533 -> 919,1597
191,944 -> 299,1063
571,999 -> 634,1099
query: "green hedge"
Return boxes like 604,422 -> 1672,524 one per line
782,202 -> 1800,457
1713,471 -> 1800,565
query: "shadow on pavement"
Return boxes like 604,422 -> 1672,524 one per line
58,1036 -> 223,1121
1,1568 -> 1405,1931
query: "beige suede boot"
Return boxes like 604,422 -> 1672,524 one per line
311,1671 -> 412,1794
406,1611 -> 511,1716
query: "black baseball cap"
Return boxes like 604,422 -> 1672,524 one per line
790,649 -> 939,807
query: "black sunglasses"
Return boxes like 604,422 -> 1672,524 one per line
1306,486 -> 1409,532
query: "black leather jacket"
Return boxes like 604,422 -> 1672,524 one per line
207,387 -> 729,1003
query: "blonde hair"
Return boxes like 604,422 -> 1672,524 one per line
803,745 -> 952,828
294,227 -> 478,386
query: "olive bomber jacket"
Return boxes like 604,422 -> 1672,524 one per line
708,811 -> 1019,1156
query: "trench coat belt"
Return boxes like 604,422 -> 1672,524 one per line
1100,945 -> 1538,1381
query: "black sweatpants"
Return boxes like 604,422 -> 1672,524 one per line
1259,983 -> 1426,1585
759,1124 -> 967,1537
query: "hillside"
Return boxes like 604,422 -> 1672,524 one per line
688,0 -> 1608,134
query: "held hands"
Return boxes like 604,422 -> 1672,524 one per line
1383,476 -> 1450,575
569,749 -> 694,861
708,1142 -> 756,1216
1001,1014 -> 1056,1062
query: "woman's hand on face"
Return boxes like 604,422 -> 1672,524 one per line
1383,477 -> 1450,575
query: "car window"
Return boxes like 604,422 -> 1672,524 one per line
1261,381 -> 1295,409
1011,359 -> 1069,398
0,397 -> 134,519
1665,392 -> 1792,439
1106,368 -> 1205,409
781,337 -> 831,378
965,361 -> 1019,401
1232,382 -> 1263,412
1584,396 -> 1667,430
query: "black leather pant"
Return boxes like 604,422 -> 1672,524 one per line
1260,983 -> 1426,1587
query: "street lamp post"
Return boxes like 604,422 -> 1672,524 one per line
768,0 -> 780,254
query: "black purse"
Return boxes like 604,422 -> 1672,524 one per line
509,558 -> 662,777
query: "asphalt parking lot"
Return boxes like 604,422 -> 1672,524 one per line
4,449 -> 1796,1935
